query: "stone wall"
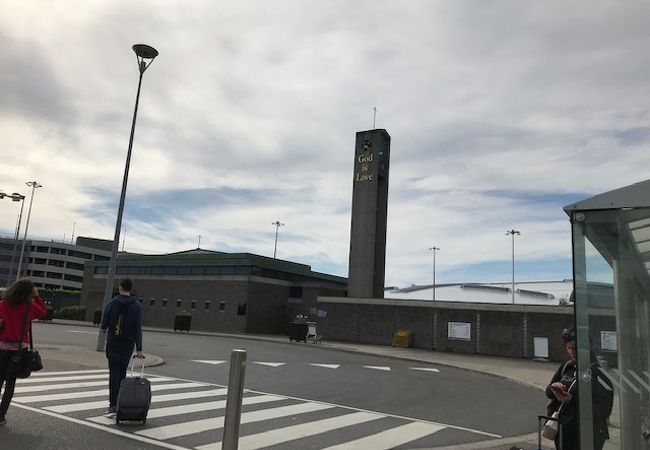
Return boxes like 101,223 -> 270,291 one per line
316,297 -> 615,362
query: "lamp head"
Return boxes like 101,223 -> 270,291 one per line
132,44 -> 159,73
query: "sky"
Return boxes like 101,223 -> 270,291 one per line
1,1 -> 649,287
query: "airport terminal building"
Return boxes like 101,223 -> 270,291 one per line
80,249 -> 347,334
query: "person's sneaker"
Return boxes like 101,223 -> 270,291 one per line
104,407 -> 116,418
0,417 -> 6,426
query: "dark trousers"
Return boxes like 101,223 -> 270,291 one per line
0,350 -> 18,418
106,341 -> 135,407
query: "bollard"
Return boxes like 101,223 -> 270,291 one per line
222,349 -> 247,450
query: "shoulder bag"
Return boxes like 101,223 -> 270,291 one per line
8,303 -> 43,379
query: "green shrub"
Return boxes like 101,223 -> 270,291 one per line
54,306 -> 86,321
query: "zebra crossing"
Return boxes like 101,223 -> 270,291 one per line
10,369 -> 500,449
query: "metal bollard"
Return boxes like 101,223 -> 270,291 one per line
222,349 -> 247,450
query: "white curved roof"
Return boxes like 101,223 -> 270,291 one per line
385,280 -> 574,306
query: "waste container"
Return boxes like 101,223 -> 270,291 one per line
392,330 -> 413,348
93,310 -> 102,325
40,308 -> 54,322
288,322 -> 309,342
174,315 -> 192,332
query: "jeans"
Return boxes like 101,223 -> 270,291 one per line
106,341 -> 135,408
0,350 -> 18,418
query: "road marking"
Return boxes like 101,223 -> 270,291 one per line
14,382 -> 208,403
252,362 -> 285,368
18,373 -> 109,384
12,403 -> 191,450
45,388 -> 230,413
211,411 -> 383,450
363,365 -> 391,371
31,369 -> 109,377
410,367 -> 440,373
309,363 -> 340,369
14,377 -> 174,394
191,360 -> 226,365
88,394 -> 284,425
137,402 -> 333,440
16,369 -> 503,450
321,421 -> 447,450
66,330 -> 97,334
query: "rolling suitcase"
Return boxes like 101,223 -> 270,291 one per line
116,356 -> 151,424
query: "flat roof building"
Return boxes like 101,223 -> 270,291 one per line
81,249 -> 347,334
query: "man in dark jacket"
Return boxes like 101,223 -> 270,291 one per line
101,278 -> 144,417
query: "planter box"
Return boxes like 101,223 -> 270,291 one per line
174,315 -> 192,332
287,322 -> 308,342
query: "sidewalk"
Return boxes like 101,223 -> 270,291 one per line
39,319 -> 618,450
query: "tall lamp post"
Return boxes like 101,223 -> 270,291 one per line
506,229 -> 521,304
16,181 -> 42,280
428,246 -> 440,301
271,221 -> 284,259
0,191 -> 25,286
96,44 -> 158,352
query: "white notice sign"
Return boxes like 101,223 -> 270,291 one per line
600,331 -> 617,352
448,322 -> 471,341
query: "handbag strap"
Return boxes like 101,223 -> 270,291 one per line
13,303 -> 31,350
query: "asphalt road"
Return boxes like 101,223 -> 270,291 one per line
3,323 -> 546,449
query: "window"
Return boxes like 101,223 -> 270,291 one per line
237,303 -> 247,316
64,274 -> 83,282
69,250 -> 92,259
162,299 -> 168,308
95,266 -> 108,274
66,262 -> 85,271
191,300 -> 196,310
289,286 -> 303,298
94,255 -> 110,261
178,266 -> 191,275
176,300 -> 182,308
164,266 -> 179,275
150,299 -> 155,307
205,301 -> 211,311
219,301 -> 226,312
191,267 -> 206,275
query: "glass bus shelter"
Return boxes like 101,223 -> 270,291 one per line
565,179 -> 650,449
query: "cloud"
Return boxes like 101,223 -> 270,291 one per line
0,0 -> 649,288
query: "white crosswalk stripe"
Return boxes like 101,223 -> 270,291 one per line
12,369 -> 497,449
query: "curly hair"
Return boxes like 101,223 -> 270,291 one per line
2,278 -> 35,305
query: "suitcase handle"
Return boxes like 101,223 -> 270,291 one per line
130,355 -> 146,377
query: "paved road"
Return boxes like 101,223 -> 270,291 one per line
1,323 -> 548,449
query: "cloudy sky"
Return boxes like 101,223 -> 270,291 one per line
1,1 -> 648,287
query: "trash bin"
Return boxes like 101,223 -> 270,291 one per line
287,322 -> 309,342
174,315 -> 192,332
392,330 -> 413,348
93,310 -> 102,325
40,308 -> 54,322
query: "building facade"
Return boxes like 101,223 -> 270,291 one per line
81,249 -> 347,334
348,128 -> 391,298
0,236 -> 112,290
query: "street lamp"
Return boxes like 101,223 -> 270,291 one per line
0,191 -> 25,286
428,246 -> 440,301
506,229 -> 521,304
96,44 -> 158,352
271,221 -> 284,259
16,181 -> 42,280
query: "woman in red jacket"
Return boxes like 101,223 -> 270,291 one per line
0,278 -> 47,426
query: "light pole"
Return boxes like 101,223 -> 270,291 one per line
0,191 -> 25,286
16,181 -> 42,280
506,229 -> 521,304
271,221 -> 284,259
428,246 -> 440,301
96,44 -> 158,352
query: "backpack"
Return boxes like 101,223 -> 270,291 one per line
112,303 -> 129,338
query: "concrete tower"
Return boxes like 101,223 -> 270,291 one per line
347,129 -> 391,298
